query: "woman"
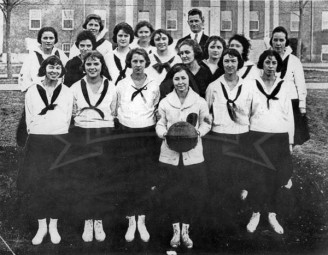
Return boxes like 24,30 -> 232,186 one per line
130,20 -> 155,54
156,63 -> 211,249
64,30 -> 111,87
115,48 -> 160,243
200,35 -> 226,81
70,51 -> 117,242
19,26 -> 68,92
69,14 -> 113,60
205,48 -> 253,224
147,29 -> 181,85
178,39 -> 212,98
17,56 -> 73,245
270,26 -> 309,145
228,34 -> 259,81
105,22 -> 134,85
245,49 -> 294,234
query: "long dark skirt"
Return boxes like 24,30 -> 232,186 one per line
292,99 -> 310,145
246,131 -> 293,213
113,123 -> 160,216
17,134 -> 69,219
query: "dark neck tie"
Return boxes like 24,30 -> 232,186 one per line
131,84 -> 148,102
256,80 -> 284,109
152,55 -> 175,74
80,79 -> 109,119
114,54 -> 128,85
37,84 -> 62,115
279,55 -> 289,79
221,83 -> 242,122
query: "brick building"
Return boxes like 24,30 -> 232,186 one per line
1,0 -> 328,62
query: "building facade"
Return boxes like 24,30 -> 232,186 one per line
1,0 -> 328,62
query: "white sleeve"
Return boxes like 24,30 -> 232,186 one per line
292,57 -> 307,109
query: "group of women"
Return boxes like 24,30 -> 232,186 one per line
17,13 -> 309,251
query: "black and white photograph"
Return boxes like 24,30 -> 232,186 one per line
0,0 -> 328,254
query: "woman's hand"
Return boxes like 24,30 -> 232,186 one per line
289,144 -> 293,154
299,107 -> 306,116
204,115 -> 213,125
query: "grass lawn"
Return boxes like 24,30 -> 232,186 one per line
0,88 -> 328,254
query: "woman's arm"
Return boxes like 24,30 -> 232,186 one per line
155,101 -> 168,139
198,99 -> 212,137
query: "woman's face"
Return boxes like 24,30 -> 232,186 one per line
222,54 -> 239,75
272,32 -> 287,55
131,53 -> 146,75
117,29 -> 130,48
173,70 -> 189,93
262,55 -> 278,77
208,40 -> 224,60
179,45 -> 195,65
41,31 -> 55,51
86,19 -> 101,36
154,33 -> 169,52
78,39 -> 93,57
137,26 -> 151,42
84,57 -> 102,79
45,63 -> 62,81
229,39 -> 243,56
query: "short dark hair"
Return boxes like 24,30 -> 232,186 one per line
82,14 -> 104,32
178,39 -> 203,62
257,49 -> 283,72
134,21 -> 154,37
218,49 -> 244,70
82,51 -> 108,77
204,36 -> 227,59
125,48 -> 151,68
38,55 -> 65,77
75,30 -> 97,49
188,8 -> 203,18
149,29 -> 174,47
228,34 -> 251,61
112,22 -> 134,44
37,27 -> 58,44
270,26 -> 290,47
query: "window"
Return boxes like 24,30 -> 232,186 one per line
250,11 -> 259,31
138,11 -> 150,22
290,11 -> 299,32
221,11 -> 232,31
62,10 -> 74,30
62,43 -> 72,55
321,45 -> 328,62
322,11 -> 328,30
94,10 -> 107,28
166,10 -> 177,31
29,9 -> 41,30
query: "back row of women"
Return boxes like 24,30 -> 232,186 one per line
17,13 -> 309,250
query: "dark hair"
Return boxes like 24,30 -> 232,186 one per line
218,48 -> 244,70
82,14 -> 104,32
37,27 -> 58,44
134,21 -> 154,37
228,34 -> 251,61
112,22 -> 134,44
75,30 -> 97,49
270,26 -> 290,47
188,8 -> 203,19
82,51 -> 108,77
204,36 -> 227,59
257,49 -> 283,72
125,48 -> 151,68
149,29 -> 174,47
178,39 -> 203,62
38,55 -> 65,77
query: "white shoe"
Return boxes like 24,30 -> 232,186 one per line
49,218 -> 61,244
82,219 -> 93,242
247,212 -> 260,233
137,215 -> 150,242
170,223 -> 180,248
284,179 -> 293,189
241,190 -> 248,200
268,213 -> 284,234
94,220 -> 106,242
125,216 -> 136,242
181,223 -> 193,249
32,219 -> 47,245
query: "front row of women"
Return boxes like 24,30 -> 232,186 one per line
18,46 -> 294,249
